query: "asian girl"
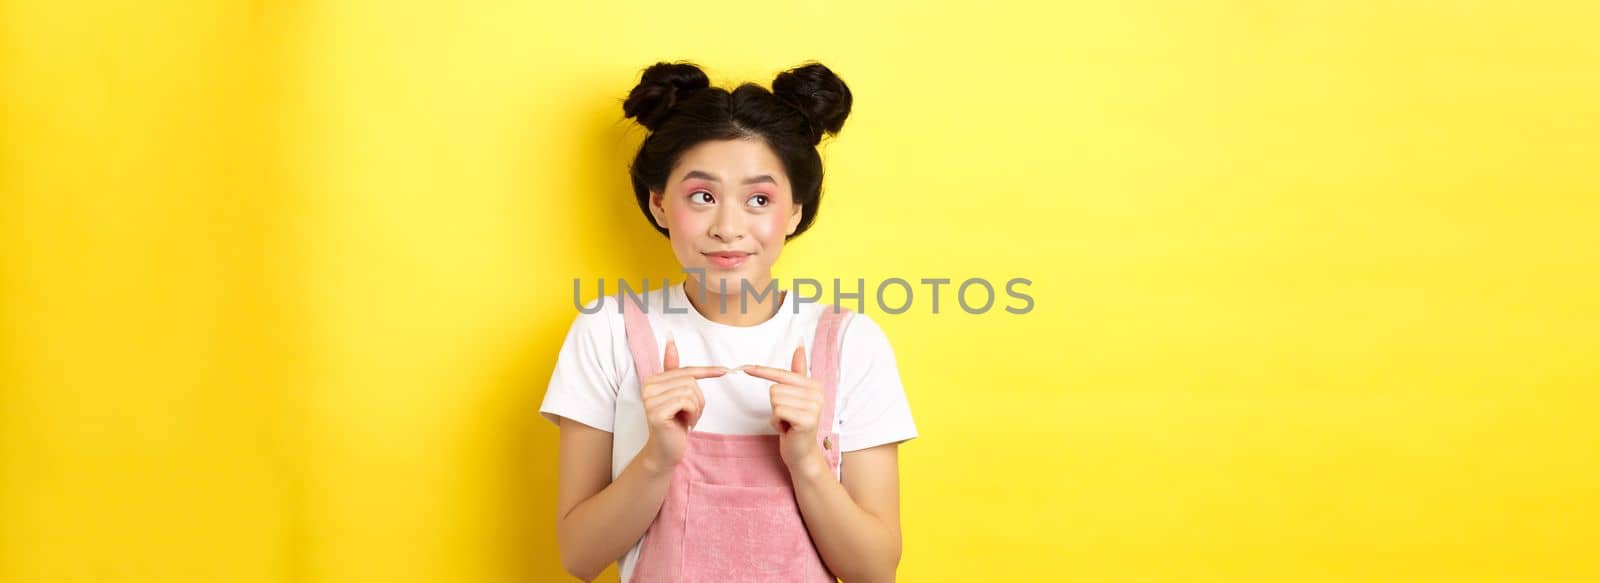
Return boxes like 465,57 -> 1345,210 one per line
539,61 -> 917,582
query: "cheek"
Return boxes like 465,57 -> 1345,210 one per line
664,205 -> 704,233
751,212 -> 789,240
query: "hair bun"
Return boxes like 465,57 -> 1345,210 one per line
623,62 -> 711,132
771,62 -> 852,145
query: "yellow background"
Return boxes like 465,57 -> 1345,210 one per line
3,1 -> 1597,581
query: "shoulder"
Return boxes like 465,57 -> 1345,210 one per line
829,308 -> 918,450
825,308 -> 898,368
840,309 -> 893,352
568,293 -> 619,336
559,292 -> 636,364
564,284 -> 683,351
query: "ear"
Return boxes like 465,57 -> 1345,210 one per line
786,203 -> 804,236
648,190 -> 669,230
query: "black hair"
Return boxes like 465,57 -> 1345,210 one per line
622,60 -> 852,240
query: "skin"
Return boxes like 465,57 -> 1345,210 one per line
649,137 -> 800,326
555,138 -> 904,581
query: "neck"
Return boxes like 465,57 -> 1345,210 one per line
682,276 -> 784,327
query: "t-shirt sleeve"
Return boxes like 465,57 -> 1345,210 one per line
539,296 -> 622,432
833,312 -> 918,452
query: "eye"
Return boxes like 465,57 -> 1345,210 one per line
690,191 -> 715,204
747,194 -> 770,208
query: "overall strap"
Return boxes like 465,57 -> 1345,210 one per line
619,291 -> 660,385
812,305 -> 854,464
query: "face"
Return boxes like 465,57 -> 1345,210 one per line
649,138 -> 804,302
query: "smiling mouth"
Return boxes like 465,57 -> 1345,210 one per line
703,251 -> 751,270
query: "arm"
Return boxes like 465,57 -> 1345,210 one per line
554,345 -> 721,581
790,443 -> 904,582
746,341 -> 910,582
553,418 -> 673,581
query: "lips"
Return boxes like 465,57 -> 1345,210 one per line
703,251 -> 751,270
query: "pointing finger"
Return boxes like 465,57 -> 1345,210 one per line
791,344 -> 807,376
740,365 -> 810,387
655,366 -> 728,381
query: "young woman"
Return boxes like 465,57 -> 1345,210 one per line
539,61 -> 917,582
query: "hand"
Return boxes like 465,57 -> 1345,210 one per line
740,345 -> 827,471
639,339 -> 726,473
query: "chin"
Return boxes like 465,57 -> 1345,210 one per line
699,272 -> 747,294
686,269 -> 762,295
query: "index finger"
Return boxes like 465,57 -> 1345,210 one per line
739,364 -> 810,386
655,366 -> 729,381
663,338 -> 679,370
791,345 -> 807,377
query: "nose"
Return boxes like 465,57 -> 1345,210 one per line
708,201 -> 745,243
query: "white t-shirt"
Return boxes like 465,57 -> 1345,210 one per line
538,280 -> 918,582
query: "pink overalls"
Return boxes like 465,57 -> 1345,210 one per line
621,294 -> 851,582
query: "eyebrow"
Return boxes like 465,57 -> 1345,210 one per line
681,170 -> 778,186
